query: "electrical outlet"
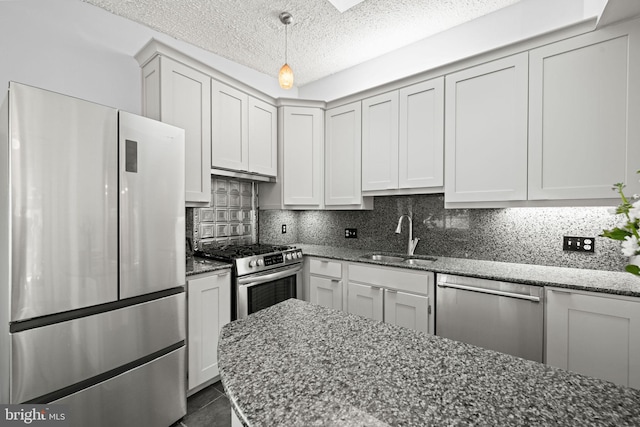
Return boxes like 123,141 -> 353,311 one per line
281,224 -> 287,234
345,228 -> 357,239
563,236 -> 595,253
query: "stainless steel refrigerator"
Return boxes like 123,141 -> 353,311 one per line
0,82 -> 187,426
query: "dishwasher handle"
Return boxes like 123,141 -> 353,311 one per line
437,281 -> 541,303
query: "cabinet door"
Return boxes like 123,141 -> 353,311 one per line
445,53 -> 528,203
211,80 -> 249,171
187,271 -> 231,391
546,288 -> 640,389
398,78 -> 444,189
325,102 -> 363,205
248,97 -> 277,176
362,91 -> 399,191
282,106 -> 324,206
347,282 -> 383,321
309,276 -> 343,311
145,57 -> 211,205
529,23 -> 640,199
384,290 -> 431,334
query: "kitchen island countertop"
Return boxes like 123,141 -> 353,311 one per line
219,298 -> 640,427
294,243 -> 640,298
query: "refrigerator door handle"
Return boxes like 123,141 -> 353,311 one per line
125,139 -> 138,173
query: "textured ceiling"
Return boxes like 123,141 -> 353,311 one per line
81,0 -> 520,87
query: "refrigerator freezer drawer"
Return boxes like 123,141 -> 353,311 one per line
11,293 -> 185,403
52,347 -> 186,427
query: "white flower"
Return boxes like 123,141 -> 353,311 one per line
629,200 -> 640,221
633,194 -> 640,200
607,207 -> 618,215
621,235 -> 640,257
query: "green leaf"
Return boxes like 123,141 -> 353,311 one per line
600,228 -> 632,240
625,264 -> 640,276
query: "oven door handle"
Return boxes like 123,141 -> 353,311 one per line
237,264 -> 303,287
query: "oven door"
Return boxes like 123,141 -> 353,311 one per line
236,264 -> 302,319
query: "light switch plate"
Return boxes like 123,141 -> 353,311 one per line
563,236 -> 595,253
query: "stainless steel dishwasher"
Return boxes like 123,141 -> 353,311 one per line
436,274 -> 544,362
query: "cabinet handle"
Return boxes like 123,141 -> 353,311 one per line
437,281 -> 541,302
550,288 -> 572,294
371,286 -> 381,291
386,289 -> 397,294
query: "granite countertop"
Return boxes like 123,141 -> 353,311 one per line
219,299 -> 640,426
293,244 -> 640,298
186,256 -> 232,276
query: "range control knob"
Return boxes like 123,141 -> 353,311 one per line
257,259 -> 265,266
297,251 -> 303,258
286,253 -> 293,260
249,260 -> 258,268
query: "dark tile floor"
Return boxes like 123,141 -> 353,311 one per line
175,381 -> 232,427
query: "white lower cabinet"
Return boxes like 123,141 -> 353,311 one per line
310,276 -> 343,311
347,263 -> 434,334
384,289 -> 430,333
187,269 -> 231,393
546,287 -> 640,389
347,282 -> 384,322
307,257 -> 344,311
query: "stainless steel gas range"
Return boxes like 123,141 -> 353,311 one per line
195,244 -> 303,319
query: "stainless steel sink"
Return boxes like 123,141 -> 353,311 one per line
403,258 -> 437,266
360,254 -> 406,263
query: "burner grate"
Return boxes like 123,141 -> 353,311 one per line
195,244 -> 294,260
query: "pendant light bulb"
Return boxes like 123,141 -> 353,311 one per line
279,12 -> 294,90
279,63 -> 294,89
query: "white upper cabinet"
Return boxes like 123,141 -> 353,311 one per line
445,53 -> 529,203
398,78 -> 444,189
362,91 -> 399,191
260,102 -> 371,210
141,56 -> 211,206
248,97 -> 277,177
211,80 -> 249,171
211,80 -> 278,177
282,106 -> 324,206
528,21 -> 640,200
361,78 -> 445,194
325,102 -> 363,206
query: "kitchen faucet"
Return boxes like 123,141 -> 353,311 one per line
395,214 -> 419,255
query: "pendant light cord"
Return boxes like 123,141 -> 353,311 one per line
285,22 -> 288,64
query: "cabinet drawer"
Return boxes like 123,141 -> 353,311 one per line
309,258 -> 342,279
348,263 -> 432,295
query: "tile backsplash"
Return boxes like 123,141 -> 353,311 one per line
258,194 -> 627,272
187,177 -> 257,251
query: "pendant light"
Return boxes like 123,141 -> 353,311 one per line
278,12 -> 294,89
